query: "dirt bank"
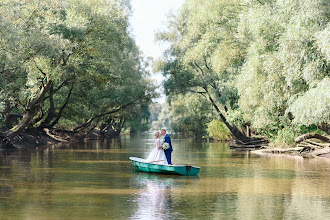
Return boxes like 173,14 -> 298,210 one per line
1,128 -> 102,150
9,129 -> 61,149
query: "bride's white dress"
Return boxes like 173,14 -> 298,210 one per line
145,138 -> 168,165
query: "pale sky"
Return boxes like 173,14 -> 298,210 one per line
130,0 -> 185,103
130,0 -> 184,58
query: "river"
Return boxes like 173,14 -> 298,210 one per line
1,133 -> 330,219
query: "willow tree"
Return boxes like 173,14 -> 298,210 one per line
0,0 -> 71,138
0,0 -> 155,144
156,0 -> 253,142
236,0 -> 330,136
41,0 -> 155,134
170,94 -> 212,136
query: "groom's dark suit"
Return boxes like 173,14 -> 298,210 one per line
164,134 -> 173,164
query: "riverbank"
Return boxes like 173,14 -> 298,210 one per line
9,129 -> 61,149
251,133 -> 330,159
2,128 -> 105,150
3,129 -> 330,161
251,147 -> 330,159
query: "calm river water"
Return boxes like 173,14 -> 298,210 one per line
1,133 -> 330,219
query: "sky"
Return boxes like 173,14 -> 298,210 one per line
130,0 -> 185,103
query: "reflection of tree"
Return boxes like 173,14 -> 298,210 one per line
0,147 -> 56,217
283,159 -> 330,219
223,156 -> 330,219
1,149 -> 17,157
0,151 -> 16,199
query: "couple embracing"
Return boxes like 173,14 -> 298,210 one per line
145,129 -> 173,165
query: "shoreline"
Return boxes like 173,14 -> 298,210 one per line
251,147 -> 330,159
3,129 -> 102,150
3,131 -> 330,160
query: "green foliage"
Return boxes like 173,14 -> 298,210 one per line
0,0 -> 156,133
236,0 -> 330,130
288,77 -> 330,126
227,109 -> 246,128
299,124 -> 326,135
150,102 -> 173,131
269,124 -> 327,148
269,126 -> 300,148
123,103 -> 151,133
56,119 -> 79,130
157,0 -> 329,143
206,119 -> 232,141
149,103 -> 162,125
169,94 -> 211,136
155,0 -> 246,137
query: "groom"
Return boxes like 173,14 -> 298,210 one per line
160,129 -> 173,164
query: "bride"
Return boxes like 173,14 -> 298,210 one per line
145,131 -> 168,165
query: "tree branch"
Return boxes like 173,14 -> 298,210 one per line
73,96 -> 145,132
43,77 -> 75,101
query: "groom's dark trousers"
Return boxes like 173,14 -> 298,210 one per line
164,150 -> 172,165
164,134 -> 173,164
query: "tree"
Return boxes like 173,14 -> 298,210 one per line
236,0 -> 330,136
0,0 -> 156,146
1,0 -> 71,137
170,94 -> 211,136
156,0 -> 252,142
151,102 -> 173,131
156,0 -> 329,144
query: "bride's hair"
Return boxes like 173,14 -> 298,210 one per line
154,131 -> 160,138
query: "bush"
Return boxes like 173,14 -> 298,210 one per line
206,119 -> 232,141
270,126 -> 300,147
269,124 -> 327,148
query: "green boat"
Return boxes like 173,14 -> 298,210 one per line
129,157 -> 200,176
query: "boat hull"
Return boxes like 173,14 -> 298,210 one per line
129,157 -> 200,176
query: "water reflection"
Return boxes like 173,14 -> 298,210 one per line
130,173 -> 173,219
0,134 -> 329,219
130,173 -> 199,220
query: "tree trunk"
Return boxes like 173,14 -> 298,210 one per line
246,125 -> 251,137
48,83 -> 73,128
73,99 -> 139,132
2,80 -> 52,138
39,85 -> 55,128
39,82 -> 74,129
318,123 -> 330,135
295,133 -> 330,143
207,94 -> 251,143
2,101 -> 12,129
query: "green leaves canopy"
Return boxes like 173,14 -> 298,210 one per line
0,0 -> 156,133
157,0 -> 329,139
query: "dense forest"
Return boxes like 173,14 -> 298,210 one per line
153,0 -> 329,146
1,0 -> 329,149
0,0 -> 155,148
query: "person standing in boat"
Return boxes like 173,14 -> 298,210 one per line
145,131 -> 168,165
159,129 -> 173,165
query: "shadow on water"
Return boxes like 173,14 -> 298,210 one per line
1,149 -> 17,157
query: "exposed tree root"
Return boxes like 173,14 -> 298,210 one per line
295,133 -> 330,144
252,133 -> 330,158
0,134 -> 17,150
